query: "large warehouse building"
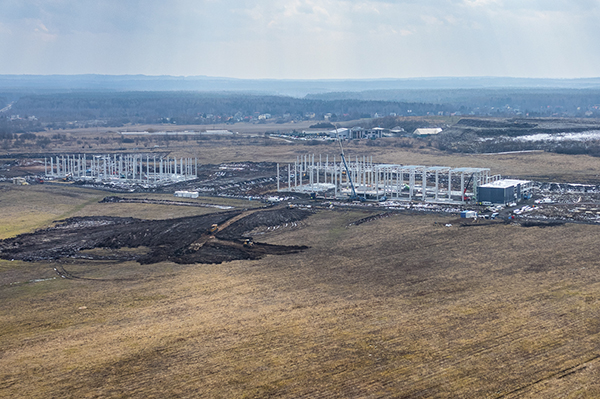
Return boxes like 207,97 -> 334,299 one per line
477,179 -> 533,204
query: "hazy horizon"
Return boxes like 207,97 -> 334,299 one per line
2,74 -> 600,81
4,75 -> 600,98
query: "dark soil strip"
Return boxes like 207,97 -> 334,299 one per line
347,212 -> 393,227
99,196 -> 234,209
521,220 -> 565,228
0,208 -> 311,265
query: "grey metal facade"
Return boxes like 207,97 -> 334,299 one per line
478,186 -> 514,204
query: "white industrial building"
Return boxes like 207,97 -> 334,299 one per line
327,128 -> 351,139
414,128 -> 443,136
174,191 -> 199,199
328,127 -> 387,140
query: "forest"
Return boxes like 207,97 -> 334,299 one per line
2,85 -> 600,142
307,88 -> 600,117
1,91 -> 457,127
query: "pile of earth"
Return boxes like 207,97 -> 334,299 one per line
0,207 -> 310,265
437,117 -> 600,154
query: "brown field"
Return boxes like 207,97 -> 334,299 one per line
1,184 -> 600,397
0,184 -> 261,240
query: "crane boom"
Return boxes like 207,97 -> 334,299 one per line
463,173 -> 474,201
334,125 -> 359,200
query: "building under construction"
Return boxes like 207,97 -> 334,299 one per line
45,154 -> 198,186
277,154 -> 498,204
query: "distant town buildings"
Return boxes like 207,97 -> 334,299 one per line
289,126 -> 419,141
324,127 -> 385,140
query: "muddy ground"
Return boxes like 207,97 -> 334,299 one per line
0,207 -> 310,266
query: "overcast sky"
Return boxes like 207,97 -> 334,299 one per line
1,0 -> 599,79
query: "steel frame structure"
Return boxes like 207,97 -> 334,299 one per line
45,153 -> 198,186
278,154 -> 496,204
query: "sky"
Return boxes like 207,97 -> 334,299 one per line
1,0 -> 600,79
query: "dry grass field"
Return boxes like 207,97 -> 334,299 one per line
165,141 -> 600,183
0,184 -> 105,239
0,184 -> 259,240
1,184 -> 600,398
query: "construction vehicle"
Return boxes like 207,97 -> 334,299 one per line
208,224 -> 218,234
334,125 -> 364,202
12,177 -> 28,185
463,174 -> 474,201
243,238 -> 254,247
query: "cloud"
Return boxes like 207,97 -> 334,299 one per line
0,0 -> 599,78
33,21 -> 57,42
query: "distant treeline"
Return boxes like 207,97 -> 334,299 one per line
308,88 -> 600,117
0,116 -> 43,135
2,91 -> 458,127
3,88 -> 600,134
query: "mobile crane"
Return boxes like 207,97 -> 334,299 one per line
334,125 -> 364,202
463,174 -> 474,201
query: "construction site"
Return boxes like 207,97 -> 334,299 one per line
12,151 -> 588,222
42,152 -> 506,204
277,154 -> 497,203
44,153 -> 198,187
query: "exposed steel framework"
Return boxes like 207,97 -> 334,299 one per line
278,154 -> 498,204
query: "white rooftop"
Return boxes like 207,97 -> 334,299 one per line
480,179 -> 531,189
414,128 -> 443,135
330,128 -> 349,133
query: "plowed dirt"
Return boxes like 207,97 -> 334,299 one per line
0,207 -> 310,265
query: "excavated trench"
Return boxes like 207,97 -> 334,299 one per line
0,207 -> 310,265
